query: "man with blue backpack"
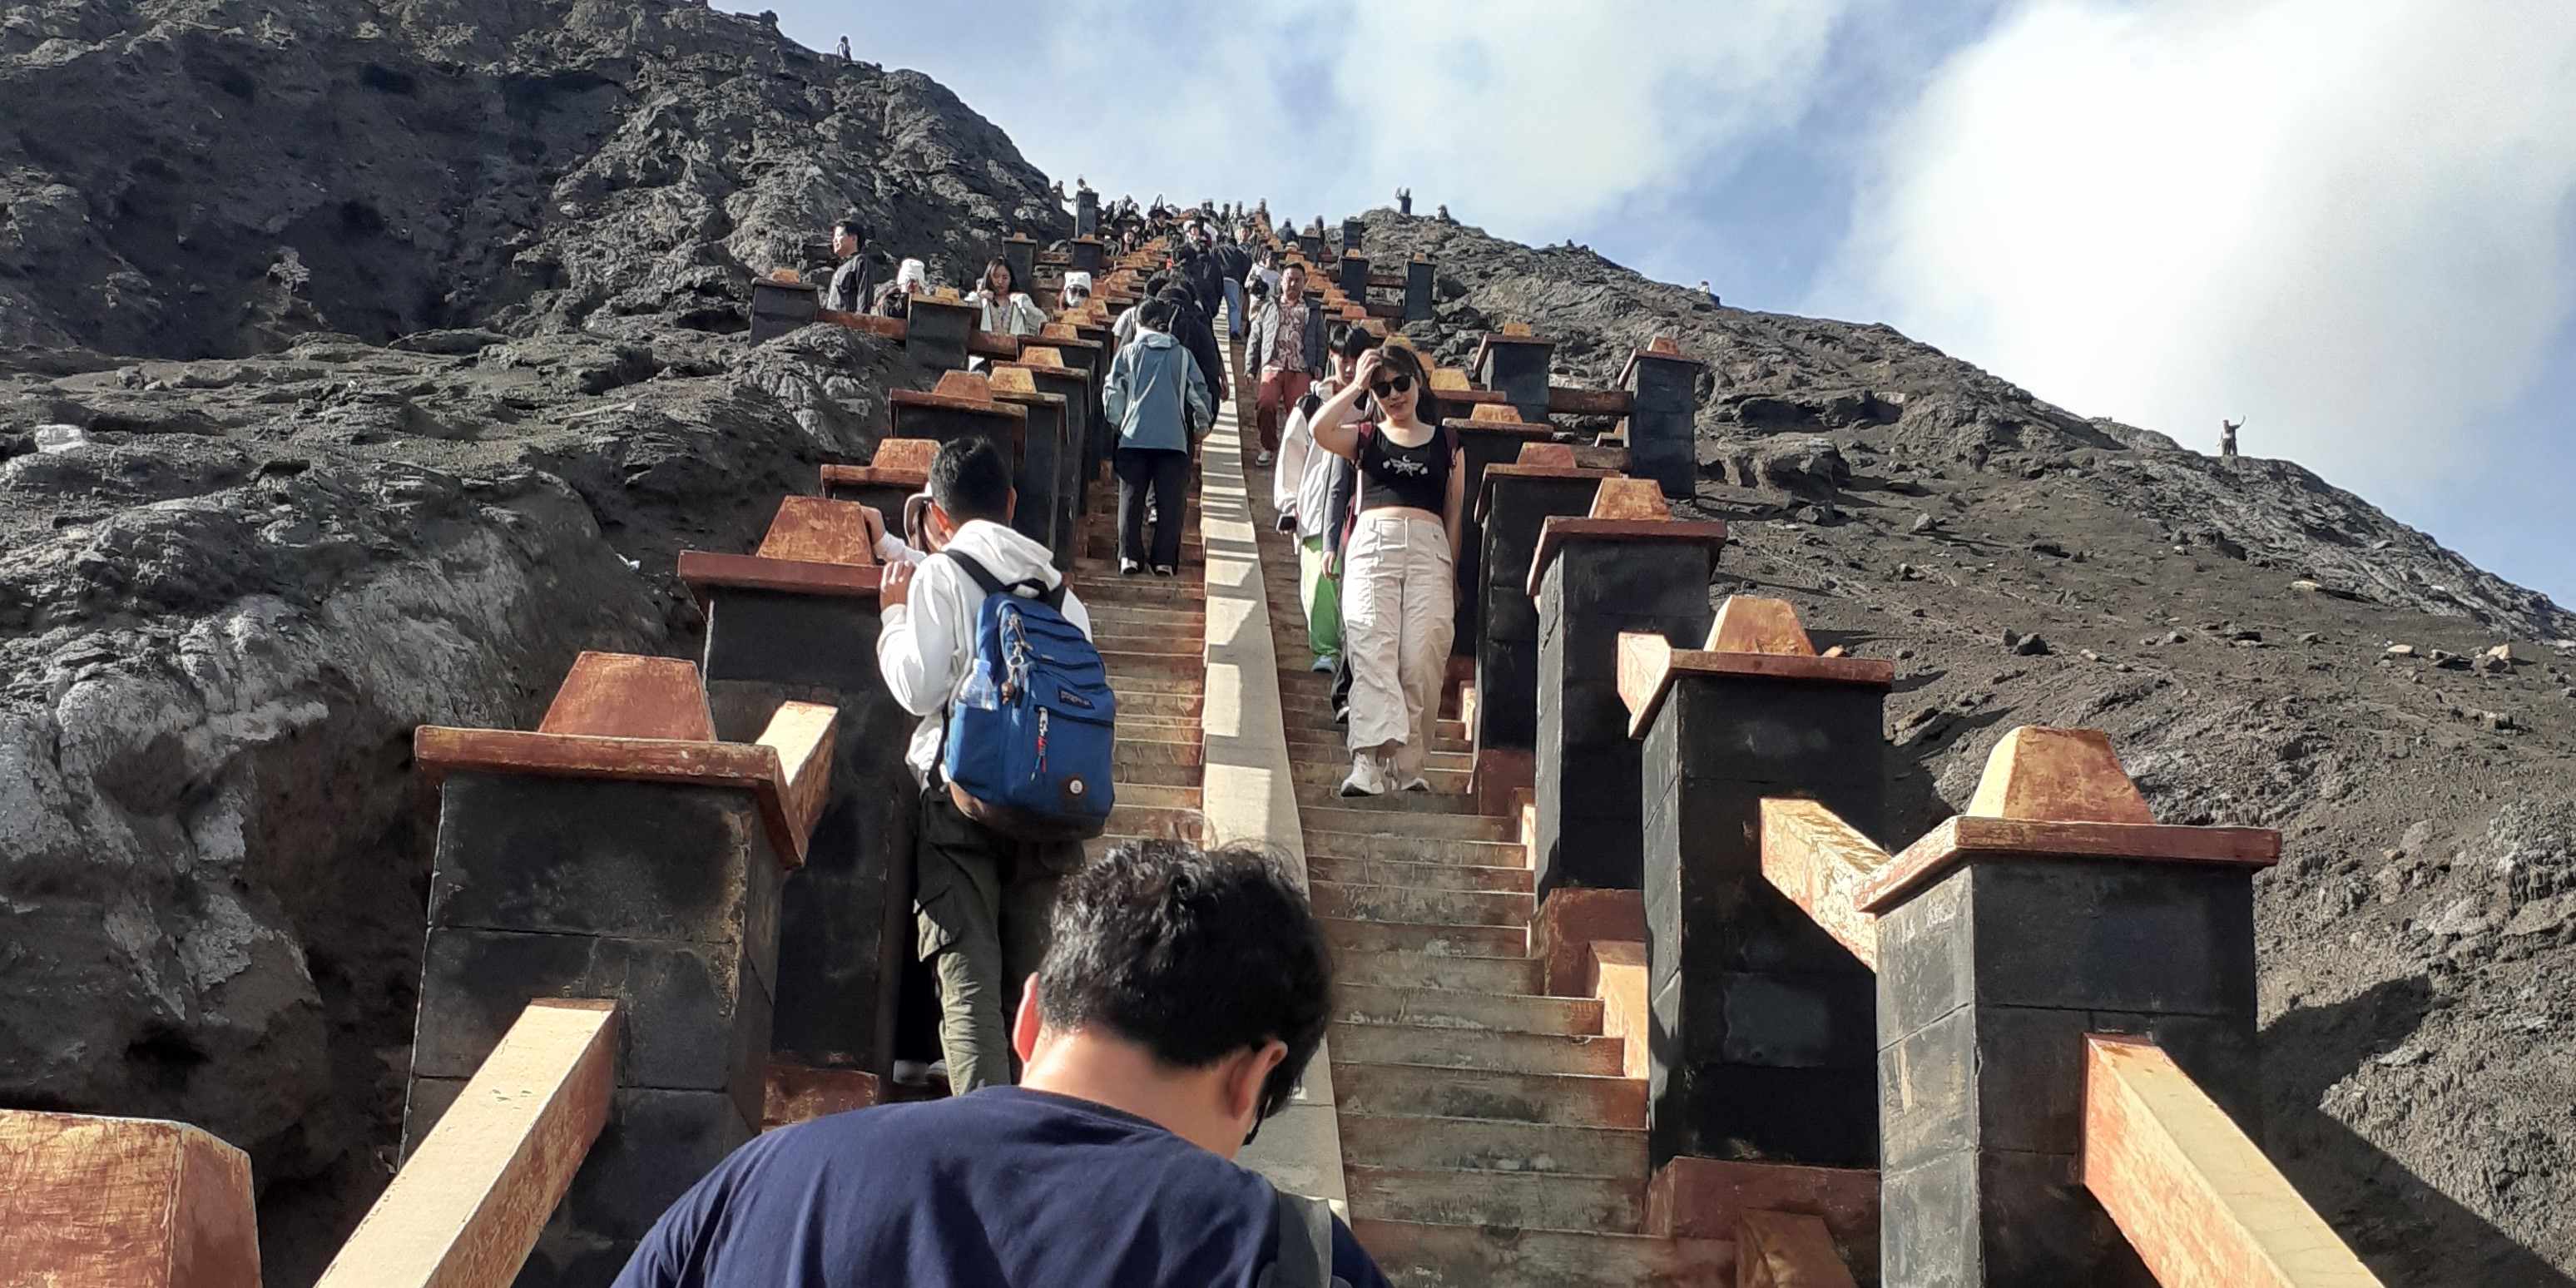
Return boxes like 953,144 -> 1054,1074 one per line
878,437 -> 1112,1093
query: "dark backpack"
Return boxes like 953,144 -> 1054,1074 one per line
936,551 -> 1117,840
1256,1189 -> 1351,1288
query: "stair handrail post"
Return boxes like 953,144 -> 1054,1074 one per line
1462,440 -> 1620,809
1860,726 -> 2281,1286
1523,480 -> 1726,897
1615,596 -> 1893,1171
0,1108 -> 261,1288
407,651 -> 837,1278
1617,336 -> 1703,499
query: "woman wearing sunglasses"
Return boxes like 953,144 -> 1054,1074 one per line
1303,342 -> 1464,796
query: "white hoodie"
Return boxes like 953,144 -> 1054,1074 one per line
875,518 -> 1092,785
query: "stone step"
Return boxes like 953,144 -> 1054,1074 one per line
1304,807 -> 1511,843
1114,739 -> 1201,768
1330,1022 -> 1624,1077
1290,761 -> 1472,795
1335,1111 -> 1645,1177
1115,691 -> 1204,717
1345,1165 -> 1644,1233
1323,917 -> 1526,959
1334,1062 -> 1646,1130
1102,650 -> 1206,676
1282,727 -> 1472,756
1334,951 -> 1544,995
1116,783 -> 1201,810
1311,881 -> 1533,929
1112,675 -> 1206,698
1116,759 -> 1201,789
1106,803 -> 1205,841
1336,983 -> 1599,1036
1307,855 -> 1533,894
1295,785 -> 1489,815
1090,632 -> 1201,656
1071,583 -> 1204,607
1350,1219 -> 1733,1288
1288,745 -> 1472,775
1302,831 -> 1525,868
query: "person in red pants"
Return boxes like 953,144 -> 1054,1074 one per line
1245,261 -> 1324,468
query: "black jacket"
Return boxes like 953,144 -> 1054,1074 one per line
1156,287 -> 1228,404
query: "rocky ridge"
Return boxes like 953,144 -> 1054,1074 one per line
1365,208 -> 2576,1283
0,0 -> 1058,1279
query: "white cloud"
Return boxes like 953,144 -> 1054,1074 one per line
779,0 -> 1862,258
1818,0 -> 2576,501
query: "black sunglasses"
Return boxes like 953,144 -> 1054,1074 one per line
1370,374 -> 1414,398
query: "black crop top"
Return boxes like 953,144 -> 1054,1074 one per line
1356,423 -> 1453,516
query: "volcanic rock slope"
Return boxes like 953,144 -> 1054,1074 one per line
0,1 -> 1059,1280
1364,208 -> 2576,1284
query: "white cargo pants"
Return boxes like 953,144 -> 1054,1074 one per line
1341,509 -> 1455,780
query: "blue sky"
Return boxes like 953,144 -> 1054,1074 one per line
751,0 -> 2576,607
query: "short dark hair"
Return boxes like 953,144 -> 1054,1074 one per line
834,215 -> 866,240
929,436 -> 1012,522
1143,273 -> 1172,296
1329,322 -> 1380,362
1137,297 -> 1177,332
1038,840 -> 1332,1126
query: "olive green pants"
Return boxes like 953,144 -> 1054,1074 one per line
914,785 -> 1078,1093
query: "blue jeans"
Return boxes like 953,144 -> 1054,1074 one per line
1224,278 -> 1247,339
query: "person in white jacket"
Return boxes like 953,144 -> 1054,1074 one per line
875,438 -> 1092,1094
968,258 -> 1047,337
1272,324 -> 1375,673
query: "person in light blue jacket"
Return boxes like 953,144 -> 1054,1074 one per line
1102,297 -> 1211,576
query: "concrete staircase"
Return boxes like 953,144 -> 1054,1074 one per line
1250,465 -> 1731,1287
1077,474 -> 1211,856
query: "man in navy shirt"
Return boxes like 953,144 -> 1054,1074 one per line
613,840 -> 1391,1288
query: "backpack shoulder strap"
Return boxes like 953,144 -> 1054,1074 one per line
1261,1189 -> 1344,1288
941,547 -> 1063,609
937,549 -> 1007,598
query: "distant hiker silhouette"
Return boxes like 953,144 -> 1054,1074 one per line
2221,418 -> 2242,458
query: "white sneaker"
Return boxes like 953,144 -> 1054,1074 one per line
1256,450 -> 1276,466
892,1059 -> 932,1086
1400,776 -> 1432,793
1340,753 -> 1387,797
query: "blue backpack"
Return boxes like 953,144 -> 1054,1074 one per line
938,551 -> 1117,840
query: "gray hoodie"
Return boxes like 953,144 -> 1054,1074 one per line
1102,329 -> 1211,454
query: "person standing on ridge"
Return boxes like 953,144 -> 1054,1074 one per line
1304,344 -> 1464,797
825,215 -> 876,314
873,438 -> 1093,1095
836,33 -> 851,61
1246,260 -> 1323,468
2221,418 -> 2242,458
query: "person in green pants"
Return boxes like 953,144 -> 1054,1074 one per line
1272,324 -> 1376,671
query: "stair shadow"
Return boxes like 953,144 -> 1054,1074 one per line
2261,978 -> 2575,1286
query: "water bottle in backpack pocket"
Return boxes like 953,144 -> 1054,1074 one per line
938,551 -> 1118,840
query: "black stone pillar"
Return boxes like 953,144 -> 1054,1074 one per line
1001,357 -> 1094,566
1341,215 -> 1365,253
902,296 -> 978,372
1473,458 -> 1614,759
1868,731 -> 2275,1287
1075,189 -> 1098,236
1629,602 -> 1890,1171
1619,343 -> 1704,498
1530,505 -> 1726,894
1299,230 -> 1326,265
1068,237 -> 1104,275
1474,332 -> 1557,426
406,657 -> 825,1283
989,376 -> 1068,562
750,279 -> 819,342
1339,251 -> 1370,300
1002,234 -> 1038,296
888,387 -> 1026,485
820,459 -> 928,525
1404,257 -> 1434,323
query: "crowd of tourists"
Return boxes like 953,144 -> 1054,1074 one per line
611,206 -> 1398,1286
